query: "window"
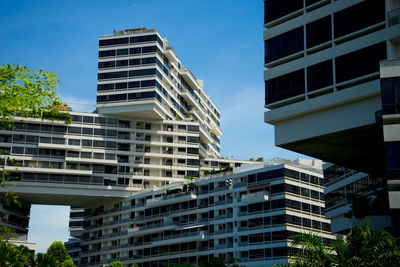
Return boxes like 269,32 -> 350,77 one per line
265,69 -> 305,104
99,50 -> 116,57
129,47 -> 141,55
141,46 -> 157,54
97,93 -> 127,103
82,139 -> 92,147
68,127 -> 81,134
97,83 -> 114,91
98,71 -> 128,80
306,16 -> 331,48
115,82 -> 127,90
264,0 -> 303,24
129,68 -> 156,77
265,27 -> 304,63
307,60 -> 333,91
334,0 -> 385,39
82,128 -> 93,135
130,34 -> 158,44
335,42 -> 386,83
116,60 -> 128,67
98,61 -> 115,69
116,49 -> 128,56
99,37 -> 128,47
142,57 -> 156,65
68,139 -> 80,146
26,135 -> 39,144
11,146 -> 24,155
381,77 -> 400,115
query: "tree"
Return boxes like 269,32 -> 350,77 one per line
0,240 -> 34,266
110,261 -> 123,267
61,259 -> 76,267
290,233 -> 334,267
0,64 -> 71,127
0,64 -> 71,204
0,226 -> 17,241
46,241 -> 72,265
289,222 -> 400,267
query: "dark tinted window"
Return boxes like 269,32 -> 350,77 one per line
307,60 -> 333,91
335,42 -> 386,83
334,0 -> 385,39
264,0 -> 303,24
306,16 -> 331,48
265,69 -> 305,104
265,27 -> 303,64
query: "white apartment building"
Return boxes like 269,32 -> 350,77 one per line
263,0 -> 400,235
78,160 -> 334,267
0,28 -> 255,258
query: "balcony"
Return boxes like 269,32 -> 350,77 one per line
128,221 -> 180,236
180,67 -> 200,90
241,191 -> 270,204
145,191 -> 197,207
164,46 -> 178,63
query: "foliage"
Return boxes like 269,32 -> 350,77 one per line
0,239 -> 75,266
256,157 -> 264,162
0,64 -> 71,127
110,261 -> 123,267
175,114 -> 182,120
0,227 -> 17,241
46,241 -> 72,265
288,222 -> 400,267
0,65 -> 71,203
0,240 -> 35,266
184,175 -> 194,180
290,232 -> 334,267
61,259 -> 76,267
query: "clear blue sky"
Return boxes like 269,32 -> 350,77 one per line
0,0 -> 305,252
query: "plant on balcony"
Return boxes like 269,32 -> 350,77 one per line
183,182 -> 197,192
110,261 -> 123,267
184,175 -> 194,180
175,114 -> 182,120
204,170 -> 209,176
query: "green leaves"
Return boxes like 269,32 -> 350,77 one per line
289,222 -> 400,267
0,64 -> 71,128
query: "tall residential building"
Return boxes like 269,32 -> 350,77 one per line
263,1 -> 400,234
0,28 -> 254,257
78,160 -> 334,267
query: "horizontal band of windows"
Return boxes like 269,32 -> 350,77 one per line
19,172 -> 104,185
98,57 -> 160,69
96,91 -> 162,103
97,68 -> 161,80
97,79 -> 157,91
98,46 -> 162,58
99,34 -> 163,47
